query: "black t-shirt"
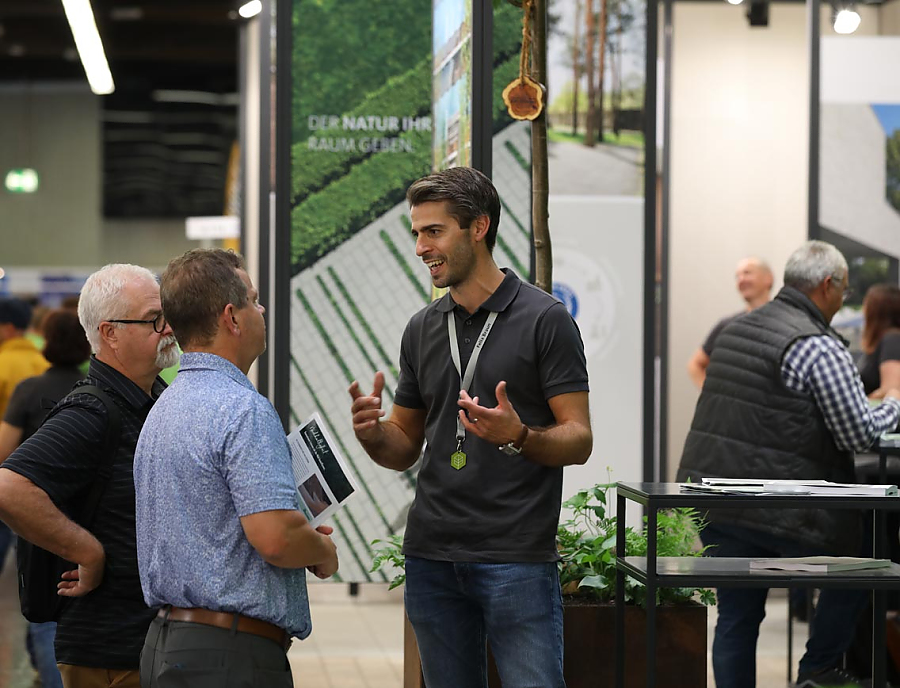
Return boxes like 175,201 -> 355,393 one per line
858,331 -> 900,395
702,313 -> 743,356
3,366 -> 86,440
2,357 -> 165,669
394,270 -> 590,563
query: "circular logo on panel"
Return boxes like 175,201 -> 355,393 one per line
552,248 -> 619,360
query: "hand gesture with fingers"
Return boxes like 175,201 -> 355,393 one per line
458,381 -> 526,447
348,372 -> 386,442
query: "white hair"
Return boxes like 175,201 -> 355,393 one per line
78,264 -> 158,354
783,240 -> 848,293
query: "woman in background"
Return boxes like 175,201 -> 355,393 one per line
858,283 -> 900,398
0,309 -> 91,688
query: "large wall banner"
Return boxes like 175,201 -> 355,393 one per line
289,0 -> 531,582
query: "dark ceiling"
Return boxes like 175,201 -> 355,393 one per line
0,0 -> 240,218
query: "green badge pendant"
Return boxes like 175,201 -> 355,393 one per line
450,450 -> 467,470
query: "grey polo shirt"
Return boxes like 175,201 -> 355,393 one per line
395,269 -> 589,562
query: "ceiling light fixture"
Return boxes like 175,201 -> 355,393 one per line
833,7 -> 861,34
238,1 -> 262,18
726,0 -> 744,6
60,0 -> 115,95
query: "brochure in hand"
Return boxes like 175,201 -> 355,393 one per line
287,413 -> 358,527
749,557 -> 892,573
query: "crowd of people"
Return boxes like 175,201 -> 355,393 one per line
0,167 -> 895,688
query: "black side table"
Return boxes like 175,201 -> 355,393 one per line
614,482 -> 900,688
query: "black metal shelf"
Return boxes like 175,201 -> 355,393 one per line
614,481 -> 900,688
618,556 -> 900,589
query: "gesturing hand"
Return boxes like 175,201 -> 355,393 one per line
457,381 -> 525,446
348,372 -> 385,442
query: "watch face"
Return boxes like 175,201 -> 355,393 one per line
500,443 -> 522,456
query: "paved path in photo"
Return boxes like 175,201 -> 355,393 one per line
548,138 -> 643,196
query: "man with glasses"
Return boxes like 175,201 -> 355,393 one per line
0,264 -> 178,688
678,240 -> 900,688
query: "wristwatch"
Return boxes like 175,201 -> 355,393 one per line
499,425 -> 529,456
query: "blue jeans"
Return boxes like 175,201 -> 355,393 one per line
404,557 -> 566,688
27,622 -> 62,688
702,524 -> 869,688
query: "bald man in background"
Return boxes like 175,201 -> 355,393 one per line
688,257 -> 774,388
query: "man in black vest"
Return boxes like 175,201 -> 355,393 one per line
678,240 -> 900,688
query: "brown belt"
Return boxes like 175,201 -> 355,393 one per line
159,606 -> 289,649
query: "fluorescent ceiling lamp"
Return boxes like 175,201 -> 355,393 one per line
60,0 -> 114,95
833,8 -> 861,34
726,0 -> 744,5
239,0 -> 262,18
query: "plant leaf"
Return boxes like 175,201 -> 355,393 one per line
578,575 -> 609,590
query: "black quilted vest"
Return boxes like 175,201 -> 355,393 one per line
677,286 -> 859,554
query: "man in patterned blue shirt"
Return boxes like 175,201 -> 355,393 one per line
679,240 -> 900,688
134,249 -> 338,688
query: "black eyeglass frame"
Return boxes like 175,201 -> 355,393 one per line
103,314 -> 167,334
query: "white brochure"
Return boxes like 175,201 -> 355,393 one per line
287,413 -> 358,527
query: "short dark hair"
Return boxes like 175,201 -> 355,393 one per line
42,310 -> 91,366
406,167 -> 501,253
161,249 -> 248,348
0,299 -> 32,331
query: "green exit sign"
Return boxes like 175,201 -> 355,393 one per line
5,169 -> 39,194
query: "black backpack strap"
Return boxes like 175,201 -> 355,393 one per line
66,385 -> 122,527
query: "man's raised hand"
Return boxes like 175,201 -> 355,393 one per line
349,372 -> 386,442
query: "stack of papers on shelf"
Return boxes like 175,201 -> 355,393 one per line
677,478 -> 898,497
749,557 -> 892,573
881,433 -> 900,448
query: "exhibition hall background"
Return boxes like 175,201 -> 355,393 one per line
2,0 -> 900,582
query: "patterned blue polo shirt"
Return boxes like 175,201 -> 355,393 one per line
134,352 -> 311,638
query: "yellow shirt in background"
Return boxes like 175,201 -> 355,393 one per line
0,337 -> 50,420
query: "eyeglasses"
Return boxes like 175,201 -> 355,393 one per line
103,313 -> 167,334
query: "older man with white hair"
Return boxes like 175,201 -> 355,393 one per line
678,241 -> 900,688
0,264 -> 178,688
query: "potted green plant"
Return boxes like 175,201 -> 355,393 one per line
371,482 -> 714,688
553,482 -> 713,688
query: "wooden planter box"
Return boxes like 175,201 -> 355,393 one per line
404,600 -> 707,688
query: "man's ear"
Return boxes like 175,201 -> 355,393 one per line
97,322 -> 119,349
471,215 -> 490,243
223,303 -> 240,336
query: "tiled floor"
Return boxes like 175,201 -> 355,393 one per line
289,583 -> 405,688
0,569 -> 824,688
293,583 -> 810,688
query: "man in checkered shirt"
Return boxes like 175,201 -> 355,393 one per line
678,240 -> 900,688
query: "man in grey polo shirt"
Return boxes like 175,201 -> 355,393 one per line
349,167 -> 593,688
135,249 -> 338,688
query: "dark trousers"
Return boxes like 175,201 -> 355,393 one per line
701,524 -> 868,688
140,615 -> 293,688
